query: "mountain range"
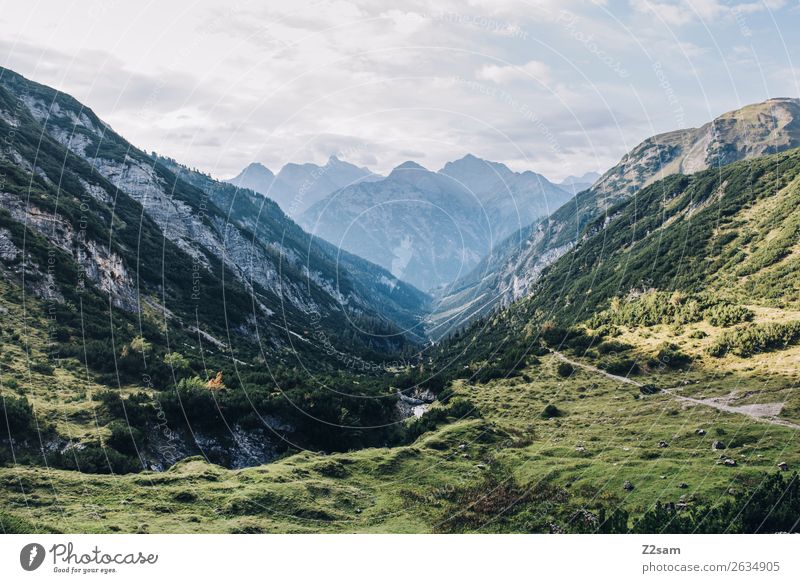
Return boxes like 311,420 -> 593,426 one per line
226,157 -> 381,216
298,154 -> 572,291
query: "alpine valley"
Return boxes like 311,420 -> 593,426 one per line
1,67 -> 799,535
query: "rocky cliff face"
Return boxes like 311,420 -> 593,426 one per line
0,66 -> 428,362
429,98 -> 800,337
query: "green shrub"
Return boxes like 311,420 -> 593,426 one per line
540,404 -> 562,418
62,443 -> 139,474
556,362 -> 575,377
639,384 -> 659,395
1,395 -> 35,435
707,320 -> 800,357
655,342 -> 692,369
30,361 -> 54,375
106,420 -> 144,456
596,340 -> 633,355
704,303 -> 754,327
599,357 -> 639,375
404,398 -> 480,443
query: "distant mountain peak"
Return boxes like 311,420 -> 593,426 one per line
440,153 -> 508,172
227,162 -> 275,189
559,171 -> 600,186
392,160 -> 427,171
242,161 -> 273,174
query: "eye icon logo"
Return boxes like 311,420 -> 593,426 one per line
20,543 -> 46,571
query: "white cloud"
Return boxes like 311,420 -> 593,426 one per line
475,60 -> 551,84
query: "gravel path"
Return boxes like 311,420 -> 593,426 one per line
551,351 -> 800,431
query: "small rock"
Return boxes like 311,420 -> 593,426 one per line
695,428 -> 706,436
777,462 -> 789,471
623,480 -> 634,491
722,458 -> 737,467
728,488 -> 739,496
678,482 -> 688,489
458,444 -> 467,450
658,440 -> 669,448
711,440 -> 726,450
461,453 -> 469,459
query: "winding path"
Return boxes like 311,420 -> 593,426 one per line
551,351 -> 800,431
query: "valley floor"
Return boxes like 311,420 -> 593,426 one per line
2,344 -> 797,533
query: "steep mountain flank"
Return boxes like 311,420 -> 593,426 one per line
429,99 -> 800,337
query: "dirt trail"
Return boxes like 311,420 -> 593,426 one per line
551,351 -> 800,431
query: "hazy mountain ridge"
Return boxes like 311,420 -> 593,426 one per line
226,156 -> 381,216
299,154 -> 571,291
558,170 -> 600,195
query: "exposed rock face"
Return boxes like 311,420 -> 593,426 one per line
0,192 -> 137,309
594,98 -> 800,196
0,228 -> 19,261
143,424 -> 286,471
396,386 -> 436,419
429,98 -> 800,335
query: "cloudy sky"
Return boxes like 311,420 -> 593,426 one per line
1,0 -> 798,180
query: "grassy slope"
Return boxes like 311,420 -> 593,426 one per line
2,344 -> 796,533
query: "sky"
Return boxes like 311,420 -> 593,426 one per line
0,0 -> 798,181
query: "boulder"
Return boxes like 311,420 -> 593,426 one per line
658,440 -> 669,448
695,428 -> 706,436
711,440 -> 726,450
778,462 -> 789,471
623,480 -> 634,491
